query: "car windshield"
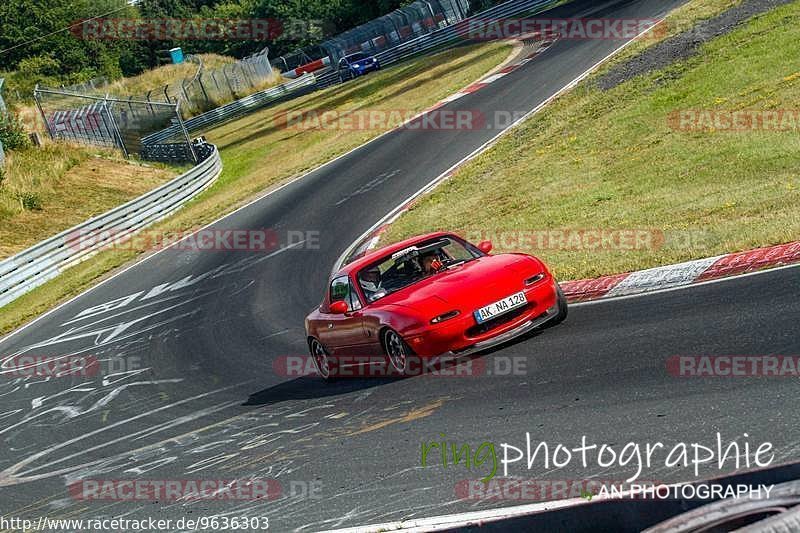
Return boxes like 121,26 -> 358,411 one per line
345,53 -> 369,62
357,236 -> 479,303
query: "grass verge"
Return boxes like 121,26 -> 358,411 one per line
380,0 -> 800,281
0,41 -> 513,335
0,144 -> 177,258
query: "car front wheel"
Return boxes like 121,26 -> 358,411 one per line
382,329 -> 410,375
548,284 -> 568,326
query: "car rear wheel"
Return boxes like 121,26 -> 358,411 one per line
382,329 -> 410,375
309,338 -> 334,380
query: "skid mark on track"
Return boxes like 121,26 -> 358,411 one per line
349,398 -> 447,436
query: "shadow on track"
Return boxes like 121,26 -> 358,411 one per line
243,326 -> 555,406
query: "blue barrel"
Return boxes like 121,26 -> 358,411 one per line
169,47 -> 185,64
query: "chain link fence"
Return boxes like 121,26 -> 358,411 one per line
177,49 -> 277,116
33,87 -> 197,163
275,0 -> 470,73
52,48 -> 276,120
31,48 -> 279,163
0,79 -> 6,168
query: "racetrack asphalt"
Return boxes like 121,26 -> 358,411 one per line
5,0 -> 797,531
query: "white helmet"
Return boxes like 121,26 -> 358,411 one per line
361,267 -> 381,292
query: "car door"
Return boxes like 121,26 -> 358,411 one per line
317,276 -> 372,356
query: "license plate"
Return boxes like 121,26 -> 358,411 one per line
473,291 -> 527,324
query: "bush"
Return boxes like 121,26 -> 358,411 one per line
0,112 -> 31,151
16,191 -> 42,211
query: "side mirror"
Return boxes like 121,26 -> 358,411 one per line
478,240 -> 493,254
330,300 -> 349,314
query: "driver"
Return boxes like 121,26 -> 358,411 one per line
360,267 -> 384,301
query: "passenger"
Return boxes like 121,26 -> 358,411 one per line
420,252 -> 443,275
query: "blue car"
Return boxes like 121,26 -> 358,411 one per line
337,52 -> 380,81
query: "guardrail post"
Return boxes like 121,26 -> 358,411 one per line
33,86 -> 56,140
174,100 -> 197,163
103,95 -> 129,159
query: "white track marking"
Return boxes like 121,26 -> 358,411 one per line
604,255 -> 723,297
570,262 -> 800,308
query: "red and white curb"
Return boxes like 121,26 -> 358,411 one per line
431,37 -> 558,109
561,241 -> 800,302
345,227 -> 800,304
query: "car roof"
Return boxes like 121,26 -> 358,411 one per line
344,52 -> 369,58
335,231 -> 454,278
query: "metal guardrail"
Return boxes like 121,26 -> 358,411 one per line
0,143 -> 222,308
314,0 -> 557,89
143,73 -> 317,142
144,0 -> 557,138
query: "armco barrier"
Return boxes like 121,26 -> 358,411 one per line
151,0 -> 557,136
315,0 -> 558,89
0,143 -> 222,309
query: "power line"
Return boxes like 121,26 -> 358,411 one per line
0,3 -> 135,57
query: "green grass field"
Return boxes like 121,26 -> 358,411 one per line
381,0 -> 800,281
0,144 -> 177,259
0,41 -> 513,334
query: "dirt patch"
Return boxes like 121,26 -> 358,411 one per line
0,156 -> 175,258
597,0 -> 794,90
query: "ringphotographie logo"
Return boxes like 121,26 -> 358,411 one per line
420,433 -> 775,484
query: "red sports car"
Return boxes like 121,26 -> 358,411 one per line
305,232 -> 567,379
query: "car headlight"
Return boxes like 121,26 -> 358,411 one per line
430,310 -> 460,324
525,273 -> 546,286
353,63 -> 360,68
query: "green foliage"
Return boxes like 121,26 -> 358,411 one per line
16,191 -> 42,211
0,112 -> 31,151
0,0 -> 414,97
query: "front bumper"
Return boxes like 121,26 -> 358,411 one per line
448,301 -> 560,357
405,278 -> 560,357
353,63 -> 379,75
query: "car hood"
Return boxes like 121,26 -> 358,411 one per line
378,254 -> 546,315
